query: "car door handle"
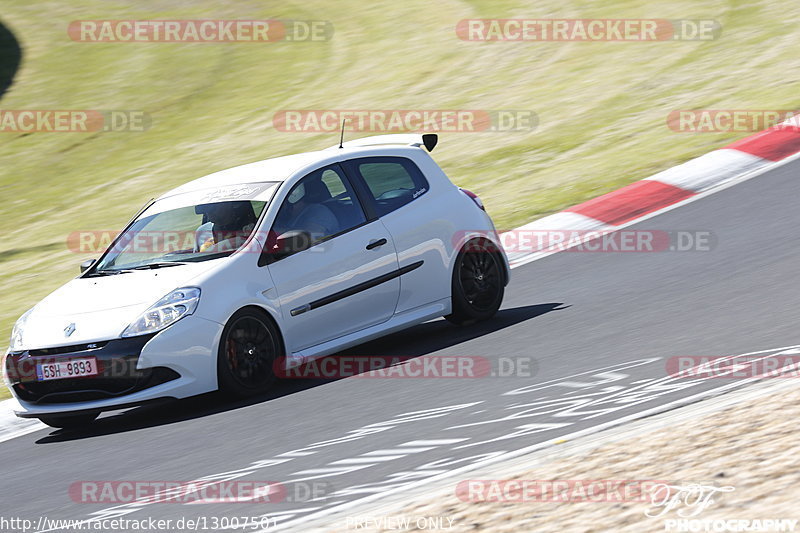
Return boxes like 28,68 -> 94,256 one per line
366,238 -> 387,250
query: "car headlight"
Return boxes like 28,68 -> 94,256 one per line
9,308 -> 34,352
121,287 -> 201,338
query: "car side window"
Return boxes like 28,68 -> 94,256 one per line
348,157 -> 429,217
271,165 -> 367,245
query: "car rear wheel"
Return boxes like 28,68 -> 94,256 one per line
217,308 -> 281,397
446,239 -> 504,326
38,412 -> 98,429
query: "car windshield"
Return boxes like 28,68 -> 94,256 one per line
93,182 -> 279,272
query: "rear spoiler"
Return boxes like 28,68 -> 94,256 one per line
327,133 -> 438,152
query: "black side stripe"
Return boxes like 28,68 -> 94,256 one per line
290,260 -> 424,316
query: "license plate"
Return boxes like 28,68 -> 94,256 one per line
36,357 -> 99,381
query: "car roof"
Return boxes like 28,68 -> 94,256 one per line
156,134 -> 436,199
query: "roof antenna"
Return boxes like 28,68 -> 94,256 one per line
338,119 -> 347,149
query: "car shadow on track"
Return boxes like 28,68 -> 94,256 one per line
35,302 -> 567,444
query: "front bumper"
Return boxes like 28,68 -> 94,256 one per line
6,334 -> 177,404
5,315 -> 224,418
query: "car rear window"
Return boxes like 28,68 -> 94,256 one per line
349,157 -> 429,217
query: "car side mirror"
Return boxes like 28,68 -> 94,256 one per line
80,258 -> 96,273
259,231 -> 313,266
276,230 -> 313,255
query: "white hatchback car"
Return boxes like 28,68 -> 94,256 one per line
5,134 -> 509,428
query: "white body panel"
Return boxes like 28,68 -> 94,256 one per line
14,262 -> 220,350
267,219 -> 400,350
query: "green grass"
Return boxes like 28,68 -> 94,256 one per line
2,0 -> 800,399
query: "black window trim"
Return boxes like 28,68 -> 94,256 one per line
341,156 -> 430,219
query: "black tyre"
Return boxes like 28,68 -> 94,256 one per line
445,239 -> 505,326
217,308 -> 282,397
38,412 -> 98,429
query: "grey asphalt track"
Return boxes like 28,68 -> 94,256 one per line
1,158 -> 797,532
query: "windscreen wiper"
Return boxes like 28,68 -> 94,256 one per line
86,269 -> 133,277
130,262 -> 188,270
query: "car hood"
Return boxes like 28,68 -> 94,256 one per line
16,263 -> 217,350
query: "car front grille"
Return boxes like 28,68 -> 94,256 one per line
5,334 -> 180,404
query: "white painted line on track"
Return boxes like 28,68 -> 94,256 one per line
274,344 -> 800,532
331,456 -> 409,464
299,379 -> 800,533
399,439 -> 468,446
276,372 -> 800,533
361,448 -> 435,455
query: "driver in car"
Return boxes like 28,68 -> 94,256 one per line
195,201 -> 257,253
273,178 -> 339,240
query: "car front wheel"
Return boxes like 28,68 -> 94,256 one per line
445,239 -> 505,326
217,308 -> 281,397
